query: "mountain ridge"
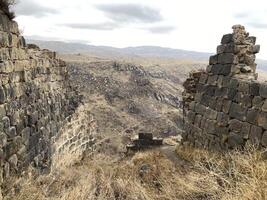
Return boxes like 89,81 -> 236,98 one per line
26,38 -> 267,71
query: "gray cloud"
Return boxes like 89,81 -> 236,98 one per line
234,12 -> 249,19
15,0 -> 58,17
95,3 -> 163,23
144,26 -> 176,34
62,22 -> 120,30
247,22 -> 267,29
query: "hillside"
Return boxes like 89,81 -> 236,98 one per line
26,39 -> 267,71
26,39 -> 212,61
1,3 -> 266,199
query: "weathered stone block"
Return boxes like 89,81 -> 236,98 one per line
217,45 -> 225,54
183,122 -> 192,136
229,119 -> 243,133
21,127 -> 31,147
249,125 -> 263,145
221,34 -> 233,44
217,76 -> 224,88
247,36 -> 256,45
7,126 -> 16,138
200,117 -> 207,129
215,87 -> 228,98
0,104 -> 6,119
204,107 -> 217,120
2,116 -> 10,131
189,101 -> 195,110
0,86 -> 6,104
215,125 -> 228,136
210,64 -> 232,76
229,103 -> 247,121
207,75 -> 218,86
259,84 -> 267,98
199,73 -> 208,84
194,114 -> 202,127
204,85 -> 217,96
228,132 -> 244,149
215,99 -> 223,112
194,93 -> 203,103
217,44 -> 235,54
237,94 -> 252,107
196,83 -> 205,92
29,111 -> 38,125
217,112 -> 230,126
187,111 -> 196,123
209,55 -> 218,65
252,96 -> 263,109
195,103 -> 206,114
262,131 -> 267,147
258,112 -> 267,129
241,122 -> 251,139
8,154 -> 18,170
247,109 -> 259,125
204,119 -> 216,134
229,78 -> 239,89
0,132 -> 7,148
250,82 -> 260,96
222,100 -> 231,113
227,88 -> 237,100
200,94 -> 209,107
218,53 -> 238,64
238,82 -> 250,93
208,97 -> 217,110
261,100 -> 267,112
252,45 -> 260,54
222,76 -> 231,87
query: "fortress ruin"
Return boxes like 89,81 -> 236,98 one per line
182,25 -> 267,150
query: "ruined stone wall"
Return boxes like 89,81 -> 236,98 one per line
182,25 -> 267,150
52,104 -> 97,160
0,10 -> 82,190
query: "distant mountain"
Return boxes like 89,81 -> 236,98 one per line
26,39 -> 212,61
257,59 -> 267,71
26,38 -> 267,70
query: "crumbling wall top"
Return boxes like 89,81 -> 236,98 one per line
208,25 -> 260,80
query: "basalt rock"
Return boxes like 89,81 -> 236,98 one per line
182,25 -> 267,151
0,9 -> 82,195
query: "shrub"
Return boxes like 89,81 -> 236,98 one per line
0,0 -> 15,20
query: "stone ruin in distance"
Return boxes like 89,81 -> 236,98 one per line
182,25 -> 267,150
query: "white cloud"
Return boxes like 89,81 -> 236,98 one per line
13,0 -> 267,59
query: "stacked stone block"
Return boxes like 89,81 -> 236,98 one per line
182,25 -> 267,150
0,10 -> 81,192
53,105 -> 97,159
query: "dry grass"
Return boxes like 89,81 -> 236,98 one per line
4,146 -> 267,200
176,145 -> 267,200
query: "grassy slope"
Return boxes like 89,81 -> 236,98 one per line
5,145 -> 267,200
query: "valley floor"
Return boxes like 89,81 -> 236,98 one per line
3,56 -> 267,200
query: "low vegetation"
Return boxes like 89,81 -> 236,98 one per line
4,145 -> 266,200
0,0 -> 15,20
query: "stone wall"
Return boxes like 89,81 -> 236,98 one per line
182,25 -> 267,150
52,104 -> 97,161
0,10 -> 82,193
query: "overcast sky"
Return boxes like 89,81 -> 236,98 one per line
13,0 -> 267,59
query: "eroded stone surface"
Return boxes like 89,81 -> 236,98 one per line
0,11 -> 83,192
182,25 -> 267,150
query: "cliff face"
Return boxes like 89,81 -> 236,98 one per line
182,25 -> 267,150
0,10 -> 82,192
